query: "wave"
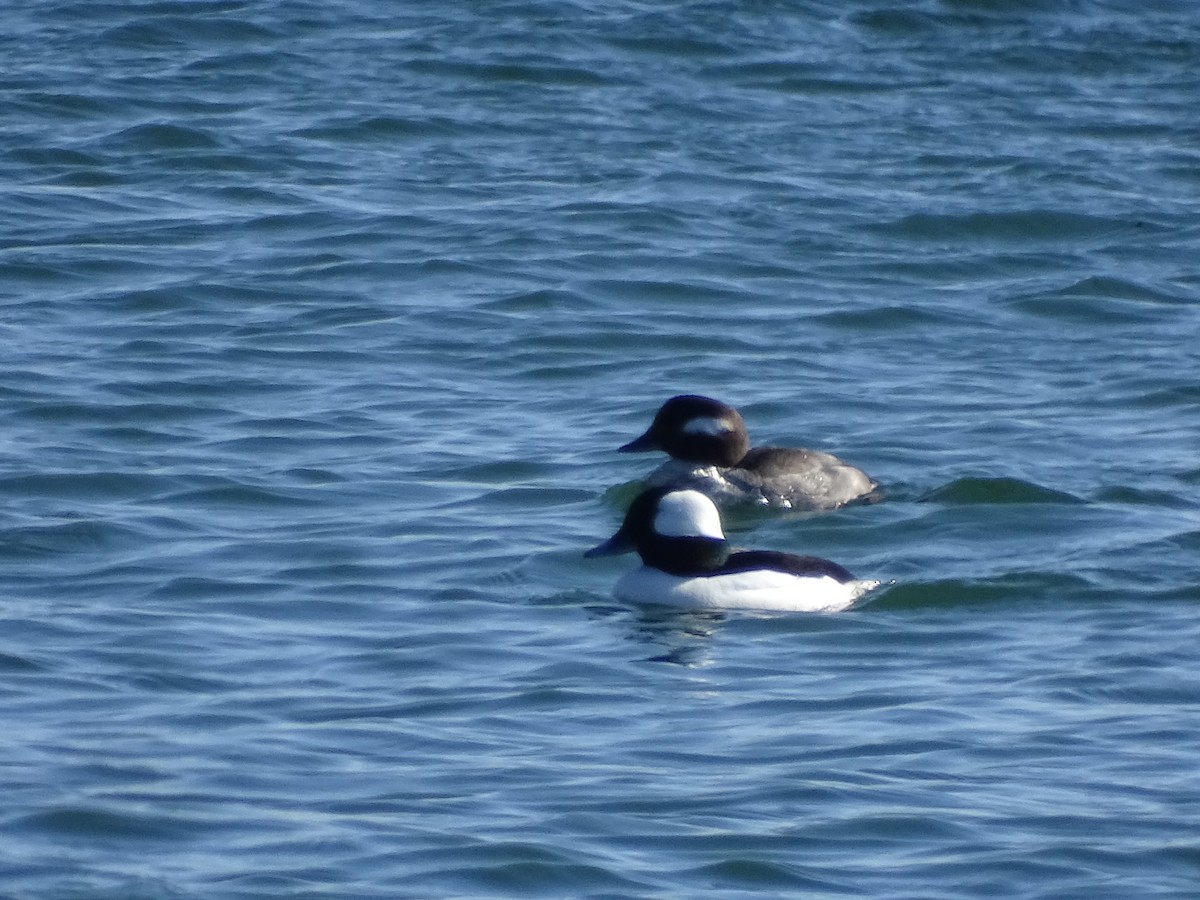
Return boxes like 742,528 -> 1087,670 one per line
871,210 -> 1150,244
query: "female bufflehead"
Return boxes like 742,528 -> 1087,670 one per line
586,487 -> 880,612
619,394 -> 878,510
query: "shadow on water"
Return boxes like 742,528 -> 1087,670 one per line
921,476 -> 1085,505
598,477 -> 886,534
866,571 -> 1094,611
601,473 -> 1086,515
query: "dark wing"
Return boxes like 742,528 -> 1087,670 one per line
720,550 -> 856,583
737,446 -> 838,477
733,446 -> 880,509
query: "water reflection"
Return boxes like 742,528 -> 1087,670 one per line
582,601 -> 724,667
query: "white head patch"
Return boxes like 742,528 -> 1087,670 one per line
654,490 -> 725,540
681,416 -> 731,438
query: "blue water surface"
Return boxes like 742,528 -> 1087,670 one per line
2,1 -> 1200,897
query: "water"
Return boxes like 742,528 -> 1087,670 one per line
2,0 -> 1199,896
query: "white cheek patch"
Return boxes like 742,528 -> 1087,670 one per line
681,416 -> 731,438
654,490 -> 726,540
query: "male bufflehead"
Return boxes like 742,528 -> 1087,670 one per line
586,487 -> 880,612
619,394 -> 878,510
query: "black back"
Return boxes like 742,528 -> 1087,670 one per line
718,550 -> 855,583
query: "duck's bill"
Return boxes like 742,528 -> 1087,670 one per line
584,532 -> 636,557
617,430 -> 658,453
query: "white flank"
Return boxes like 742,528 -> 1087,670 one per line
653,490 -> 725,540
614,568 -> 880,613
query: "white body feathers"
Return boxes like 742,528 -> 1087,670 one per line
613,566 -> 879,612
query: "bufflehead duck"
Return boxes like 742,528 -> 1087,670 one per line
619,394 -> 878,510
586,487 -> 880,612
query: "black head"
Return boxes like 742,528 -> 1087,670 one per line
584,486 -> 730,575
618,395 -> 750,467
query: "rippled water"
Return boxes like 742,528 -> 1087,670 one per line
3,1 -> 1200,897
